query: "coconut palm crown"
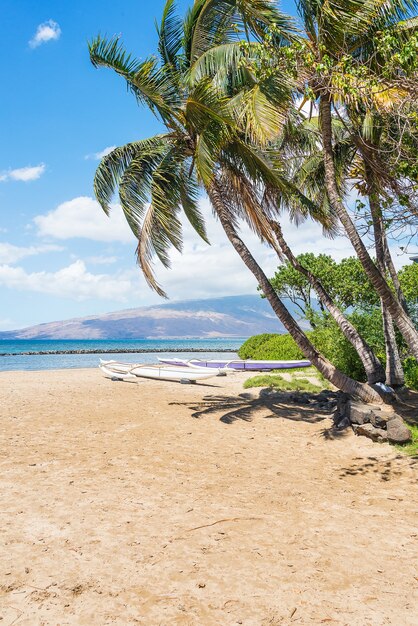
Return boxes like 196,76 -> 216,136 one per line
88,0 -> 308,297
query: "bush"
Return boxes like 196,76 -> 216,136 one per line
310,323 -> 366,381
403,357 -> 418,391
238,333 -> 305,360
238,326 -> 366,380
239,315 -> 418,388
243,374 -> 325,392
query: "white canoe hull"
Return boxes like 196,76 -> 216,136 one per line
100,365 -> 137,381
99,359 -> 139,373
158,358 -> 311,371
130,364 -> 219,382
100,360 -> 220,382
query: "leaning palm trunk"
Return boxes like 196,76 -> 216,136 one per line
270,220 -> 386,384
381,228 -> 409,314
319,96 -> 418,360
208,179 -> 382,404
366,179 -> 405,387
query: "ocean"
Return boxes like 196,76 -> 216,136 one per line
0,338 -> 245,372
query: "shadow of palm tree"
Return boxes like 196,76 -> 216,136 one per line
338,454 -> 417,480
170,388 -> 339,426
391,388 -> 418,426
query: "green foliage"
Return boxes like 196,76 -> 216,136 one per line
268,255 -> 380,324
333,258 -> 379,310
238,310 -> 383,382
238,333 -> 305,360
310,319 -> 367,381
398,264 -> 418,324
395,425 -> 418,458
267,253 -> 339,323
240,310 -> 418,389
243,373 -> 326,393
403,357 -> 418,391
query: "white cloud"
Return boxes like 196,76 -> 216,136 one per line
34,196 -> 135,243
0,261 -> 133,301
31,196 -> 355,303
26,195 -> 412,309
151,198 -> 354,301
0,164 -> 45,183
85,255 -> 118,265
85,146 -> 117,160
29,20 -> 61,48
0,243 -> 63,264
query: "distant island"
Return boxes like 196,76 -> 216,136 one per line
0,295 -> 307,341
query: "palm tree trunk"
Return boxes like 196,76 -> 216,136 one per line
366,180 -> 405,387
208,180 -> 382,404
319,95 -> 418,360
381,231 -> 409,314
270,220 -> 386,384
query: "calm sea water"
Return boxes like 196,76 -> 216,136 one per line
0,338 -> 245,372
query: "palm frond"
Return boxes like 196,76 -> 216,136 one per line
157,0 -> 183,67
178,165 -> 210,243
89,35 -> 180,119
135,149 -> 186,297
93,136 -> 169,215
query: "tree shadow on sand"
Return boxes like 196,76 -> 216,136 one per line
338,454 -> 417,481
170,388 -> 347,438
391,388 -> 418,427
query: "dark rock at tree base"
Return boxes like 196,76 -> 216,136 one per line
350,403 -> 382,426
352,423 -> 388,443
369,411 -> 391,429
335,398 -> 412,445
386,418 -> 412,444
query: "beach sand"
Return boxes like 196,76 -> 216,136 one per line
0,368 -> 417,625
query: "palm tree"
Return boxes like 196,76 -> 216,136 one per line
275,110 -> 405,386
88,0 -> 382,402
299,0 -> 418,359
192,0 -> 418,360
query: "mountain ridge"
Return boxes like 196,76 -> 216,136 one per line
0,295 -> 306,340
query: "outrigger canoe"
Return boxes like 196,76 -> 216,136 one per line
99,360 -> 220,383
157,358 -> 311,371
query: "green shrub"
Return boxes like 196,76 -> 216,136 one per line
310,323 -> 366,381
238,326 -> 366,380
243,374 -> 325,392
403,357 -> 418,391
395,424 -> 418,457
239,315 -> 418,387
238,333 -> 305,360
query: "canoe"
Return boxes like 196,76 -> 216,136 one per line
100,361 -> 220,383
157,358 -> 311,371
129,364 -> 220,382
99,359 -> 139,373
100,365 -> 138,381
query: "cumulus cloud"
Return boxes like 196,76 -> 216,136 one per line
0,261 -> 133,301
152,198 -> 355,301
27,194 -> 410,308
34,196 -> 135,243
84,255 -> 118,265
0,164 -> 45,183
0,243 -> 63,264
31,195 -> 356,303
85,146 -> 117,160
29,20 -> 61,48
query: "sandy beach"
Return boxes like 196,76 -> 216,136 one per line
0,368 -> 417,626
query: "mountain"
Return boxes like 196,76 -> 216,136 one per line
0,295 -> 307,340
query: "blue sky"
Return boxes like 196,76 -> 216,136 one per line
0,1 -> 415,331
